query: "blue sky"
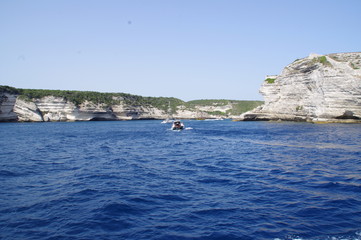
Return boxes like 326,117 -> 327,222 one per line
1,0 -> 360,101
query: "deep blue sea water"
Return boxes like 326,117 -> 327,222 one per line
1,120 -> 361,240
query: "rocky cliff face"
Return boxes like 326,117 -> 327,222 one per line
0,93 -> 18,122
0,91 -> 254,122
0,95 -> 169,122
240,52 -> 361,123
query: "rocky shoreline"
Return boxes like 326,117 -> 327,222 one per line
0,88 -> 262,122
238,52 -> 361,123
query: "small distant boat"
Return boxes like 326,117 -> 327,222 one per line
204,117 -> 224,121
171,120 -> 184,130
161,118 -> 173,124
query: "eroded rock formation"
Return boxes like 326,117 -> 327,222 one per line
240,52 -> 361,123
0,89 -> 260,122
0,95 -> 170,122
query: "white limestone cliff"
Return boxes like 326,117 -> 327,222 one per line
0,93 -> 243,122
240,52 -> 361,123
14,98 -> 43,121
7,96 -> 166,122
0,93 -> 18,121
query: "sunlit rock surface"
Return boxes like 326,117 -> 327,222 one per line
240,52 -> 361,123
0,92 -> 254,122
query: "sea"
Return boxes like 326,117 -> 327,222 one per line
0,120 -> 360,240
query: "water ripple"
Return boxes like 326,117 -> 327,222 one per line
1,121 -> 361,240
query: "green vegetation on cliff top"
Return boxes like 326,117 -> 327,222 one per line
313,56 -> 333,67
186,99 -> 263,116
265,78 -> 276,84
0,86 -> 263,115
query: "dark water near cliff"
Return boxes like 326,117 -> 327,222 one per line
1,120 -> 361,240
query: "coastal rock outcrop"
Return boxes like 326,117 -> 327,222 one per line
0,93 -> 18,122
0,96 -> 166,122
240,52 -> 361,123
0,87 -> 262,122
